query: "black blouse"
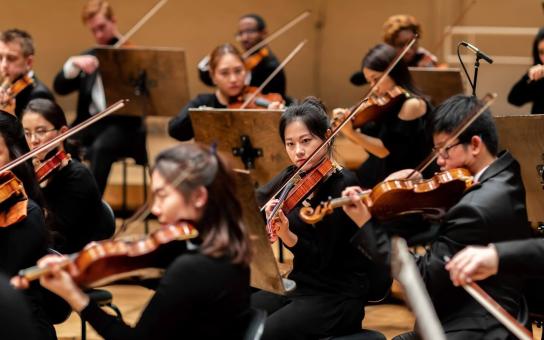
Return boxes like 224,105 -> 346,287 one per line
508,72 -> 544,114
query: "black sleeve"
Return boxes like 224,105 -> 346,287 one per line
495,239 -> 544,277
80,256 -> 205,339
168,94 -> 211,141
507,73 -> 537,107
52,68 -> 81,96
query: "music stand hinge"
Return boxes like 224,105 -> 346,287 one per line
232,135 -> 263,169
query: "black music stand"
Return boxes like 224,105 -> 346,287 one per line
494,114 -> 544,227
234,169 -> 293,295
189,108 -> 289,185
96,46 -> 190,117
409,67 -> 465,106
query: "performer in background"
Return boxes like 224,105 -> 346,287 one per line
13,143 -> 252,339
198,14 -> 286,97
343,43 -> 433,188
253,97 -> 385,339
508,27 -> 544,114
21,98 -> 114,254
345,95 -> 532,339
53,0 -> 147,195
0,29 -> 54,118
169,43 -> 283,141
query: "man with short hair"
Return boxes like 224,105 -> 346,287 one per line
53,0 -> 147,195
344,95 -> 533,339
0,29 -> 54,118
198,14 -> 286,97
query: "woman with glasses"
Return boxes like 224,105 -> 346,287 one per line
342,43 -> 435,188
169,43 -> 283,141
21,98 -> 111,254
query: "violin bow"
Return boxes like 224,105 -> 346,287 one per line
409,92 -> 497,177
242,10 -> 311,59
260,36 -> 418,211
240,39 -> 307,109
114,0 -> 168,48
0,100 -> 126,174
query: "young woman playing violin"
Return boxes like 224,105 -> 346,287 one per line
342,43 -> 434,188
21,98 -> 112,254
254,97 -> 384,339
168,43 -> 283,141
14,143 -> 252,339
0,109 -> 60,339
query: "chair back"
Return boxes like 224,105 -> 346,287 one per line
244,307 -> 267,340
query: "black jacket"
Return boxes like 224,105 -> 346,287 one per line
14,75 -> 54,119
508,73 -> 544,114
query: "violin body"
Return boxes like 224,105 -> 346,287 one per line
244,47 -> 269,71
228,86 -> 283,109
35,150 -> 71,183
0,171 -> 28,227
300,168 -> 473,224
19,222 -> 199,287
333,86 -> 410,130
0,74 -> 34,114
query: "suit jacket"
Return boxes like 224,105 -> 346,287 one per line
14,75 -> 55,119
495,238 -> 544,277
53,48 -> 98,125
352,151 -> 532,337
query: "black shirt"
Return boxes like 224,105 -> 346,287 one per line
14,75 -> 55,119
42,159 -> 111,254
508,72 -> 544,114
257,166 -> 375,298
80,251 -> 251,339
168,93 -> 225,141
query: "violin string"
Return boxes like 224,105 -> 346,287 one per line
260,36 -> 417,211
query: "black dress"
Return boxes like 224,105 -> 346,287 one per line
168,93 -> 225,141
42,159 -> 113,254
80,251 -> 251,339
507,73 -> 544,114
356,97 -> 434,188
253,165 -> 388,339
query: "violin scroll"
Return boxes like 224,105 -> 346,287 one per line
299,203 -> 334,225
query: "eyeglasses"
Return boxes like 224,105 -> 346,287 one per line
24,127 -> 57,139
432,141 -> 463,160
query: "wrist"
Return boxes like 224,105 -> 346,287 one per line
67,289 -> 90,313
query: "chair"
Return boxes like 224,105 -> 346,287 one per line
117,157 -> 149,233
80,288 -> 123,340
244,307 -> 267,340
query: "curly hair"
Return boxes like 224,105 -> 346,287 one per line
383,14 -> 422,45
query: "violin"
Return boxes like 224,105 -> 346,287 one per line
228,86 -> 283,109
0,74 -> 34,114
244,47 -> 270,71
299,168 -> 473,224
332,86 -> 410,130
18,222 -> 199,287
266,158 -> 337,242
35,150 -> 71,183
0,171 -> 28,227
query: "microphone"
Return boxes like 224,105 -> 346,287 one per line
461,41 -> 494,64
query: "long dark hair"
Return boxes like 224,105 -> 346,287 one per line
532,27 -> 544,65
23,98 -> 68,129
152,143 -> 251,266
363,43 -> 422,96
0,110 -> 44,207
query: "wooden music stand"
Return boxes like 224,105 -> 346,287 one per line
409,67 -> 465,106
189,108 -> 290,185
96,46 -> 190,117
494,114 -> 544,226
233,169 -> 291,295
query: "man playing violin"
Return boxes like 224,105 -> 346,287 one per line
197,14 -> 287,97
344,95 -> 532,339
52,0 -> 147,195
0,29 -> 54,118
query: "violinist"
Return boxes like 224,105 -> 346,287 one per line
169,43 -> 283,141
253,97 -> 385,339
344,43 -> 434,188
198,14 -> 286,97
345,95 -> 532,340
0,29 -> 54,118
0,110 -> 59,339
507,27 -> 544,114
14,143 -> 252,339
53,0 -> 147,195
21,98 -> 113,254
382,14 -> 438,68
